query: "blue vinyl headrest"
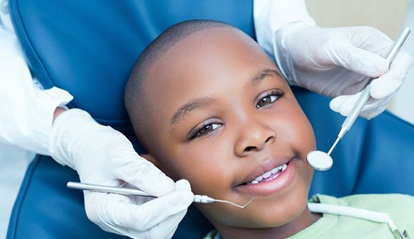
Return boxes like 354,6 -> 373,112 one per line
10,0 -> 254,135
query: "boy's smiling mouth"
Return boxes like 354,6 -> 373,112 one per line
248,163 -> 288,184
235,158 -> 296,196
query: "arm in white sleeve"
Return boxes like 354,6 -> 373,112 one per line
0,25 -> 73,155
253,0 -> 315,59
0,0 -> 13,33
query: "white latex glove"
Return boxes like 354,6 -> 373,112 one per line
274,22 -> 414,119
49,109 -> 194,239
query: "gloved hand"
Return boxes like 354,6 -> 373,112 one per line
49,109 -> 194,239
274,22 -> 414,119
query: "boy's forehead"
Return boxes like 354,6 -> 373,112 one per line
147,27 -> 267,80
178,27 -> 252,52
142,26 -> 277,98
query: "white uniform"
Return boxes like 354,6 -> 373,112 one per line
0,0 -> 73,236
0,0 -> 314,237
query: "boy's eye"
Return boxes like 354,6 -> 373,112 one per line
256,90 -> 283,108
189,122 -> 222,140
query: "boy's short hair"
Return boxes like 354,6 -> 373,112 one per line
125,20 -> 232,144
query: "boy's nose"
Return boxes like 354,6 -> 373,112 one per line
234,119 -> 276,156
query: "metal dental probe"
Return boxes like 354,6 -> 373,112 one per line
329,27 -> 411,154
67,181 -> 255,209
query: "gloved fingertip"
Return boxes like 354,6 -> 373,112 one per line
329,97 -> 340,110
331,96 -> 355,116
329,102 -> 338,112
329,96 -> 347,113
175,179 -> 192,192
370,78 -> 402,99
175,179 -> 194,204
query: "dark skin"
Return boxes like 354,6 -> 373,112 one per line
136,27 -> 321,239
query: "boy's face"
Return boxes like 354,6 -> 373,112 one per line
140,28 -> 316,233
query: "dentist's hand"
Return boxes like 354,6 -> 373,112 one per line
274,22 -> 413,119
49,109 -> 194,239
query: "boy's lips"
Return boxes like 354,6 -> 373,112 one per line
235,157 -> 296,196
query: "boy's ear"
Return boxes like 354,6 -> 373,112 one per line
140,153 -> 161,168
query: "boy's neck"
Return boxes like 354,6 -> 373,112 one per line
215,207 -> 321,239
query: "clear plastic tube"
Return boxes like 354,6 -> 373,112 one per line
308,203 -> 410,238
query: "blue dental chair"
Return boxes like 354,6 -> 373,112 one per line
6,0 -> 414,238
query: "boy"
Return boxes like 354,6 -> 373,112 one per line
125,20 -> 414,239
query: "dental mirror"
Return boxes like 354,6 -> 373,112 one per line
307,27 -> 410,172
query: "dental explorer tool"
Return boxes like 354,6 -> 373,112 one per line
307,27 -> 411,171
67,181 -> 254,209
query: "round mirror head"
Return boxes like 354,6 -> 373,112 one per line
307,150 -> 333,171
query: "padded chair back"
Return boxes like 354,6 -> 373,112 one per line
10,0 -> 254,135
7,0 -> 414,238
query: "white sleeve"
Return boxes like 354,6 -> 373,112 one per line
253,0 -> 316,59
0,25 -> 73,155
0,0 -> 14,33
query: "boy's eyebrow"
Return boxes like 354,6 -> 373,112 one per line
170,97 -> 215,126
249,68 -> 283,86
170,69 -> 283,127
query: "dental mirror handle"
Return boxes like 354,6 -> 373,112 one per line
337,27 -> 411,141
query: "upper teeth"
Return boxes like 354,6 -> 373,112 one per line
250,164 -> 287,184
